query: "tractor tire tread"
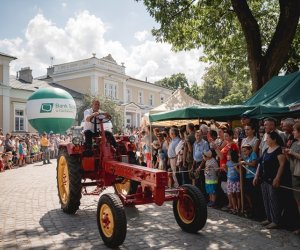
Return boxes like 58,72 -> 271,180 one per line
97,193 -> 127,248
173,184 -> 207,233
57,150 -> 82,214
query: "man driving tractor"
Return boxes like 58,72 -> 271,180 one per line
83,99 -> 117,155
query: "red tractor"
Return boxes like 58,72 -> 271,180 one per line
56,116 -> 207,248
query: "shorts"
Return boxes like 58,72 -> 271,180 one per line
19,154 -> 24,161
244,178 -> 254,194
227,180 -> 240,194
205,183 -> 217,194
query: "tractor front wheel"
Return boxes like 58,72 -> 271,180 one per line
173,184 -> 207,233
57,152 -> 82,214
97,193 -> 127,248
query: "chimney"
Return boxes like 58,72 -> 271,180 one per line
18,67 -> 33,83
47,66 -> 54,77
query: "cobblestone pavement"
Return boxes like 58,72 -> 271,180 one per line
0,162 -> 299,250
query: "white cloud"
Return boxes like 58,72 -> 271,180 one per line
0,11 -> 206,83
134,30 -> 149,42
62,2 -> 67,8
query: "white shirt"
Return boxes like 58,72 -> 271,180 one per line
83,108 -> 104,132
259,129 -> 286,154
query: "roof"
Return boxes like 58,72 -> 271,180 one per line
150,88 -> 208,114
129,77 -> 172,91
8,75 -> 84,100
0,52 -> 17,60
9,75 -> 50,91
244,71 -> 300,107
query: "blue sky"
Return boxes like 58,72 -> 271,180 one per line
0,0 -> 206,82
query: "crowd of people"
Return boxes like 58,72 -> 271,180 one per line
0,130 -> 71,171
1,113 -> 300,234
135,115 -> 300,234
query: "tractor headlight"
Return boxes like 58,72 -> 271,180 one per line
72,137 -> 81,145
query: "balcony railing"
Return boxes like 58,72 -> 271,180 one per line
54,58 -> 125,75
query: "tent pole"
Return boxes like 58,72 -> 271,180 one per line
149,122 -> 152,168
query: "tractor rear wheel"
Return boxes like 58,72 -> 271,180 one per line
173,184 -> 207,233
57,151 -> 82,214
97,193 -> 127,248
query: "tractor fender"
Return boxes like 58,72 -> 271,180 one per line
58,143 -> 81,156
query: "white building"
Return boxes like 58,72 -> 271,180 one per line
0,52 -> 172,133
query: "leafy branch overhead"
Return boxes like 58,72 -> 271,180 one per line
155,71 -> 251,105
139,0 -> 300,92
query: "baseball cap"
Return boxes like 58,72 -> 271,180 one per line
203,150 -> 212,158
240,114 -> 250,118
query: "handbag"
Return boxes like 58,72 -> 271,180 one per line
293,161 -> 300,177
219,170 -> 227,182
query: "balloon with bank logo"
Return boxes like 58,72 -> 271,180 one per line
26,88 -> 77,134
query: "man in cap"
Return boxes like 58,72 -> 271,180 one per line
238,114 -> 253,147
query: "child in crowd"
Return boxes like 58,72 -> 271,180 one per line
2,152 -> 13,170
240,144 -> 257,216
152,140 -> 160,168
22,142 -> 28,164
225,149 -> 241,214
203,150 -> 219,207
157,148 -> 166,170
0,153 -> 4,172
32,140 -> 39,162
18,139 -> 24,167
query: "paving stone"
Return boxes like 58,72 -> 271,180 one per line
1,162 -> 300,249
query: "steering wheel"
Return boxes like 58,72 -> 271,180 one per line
90,113 -> 112,124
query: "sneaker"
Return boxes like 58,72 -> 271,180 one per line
221,206 -> 231,212
265,222 -> 278,229
260,220 -> 271,226
229,209 -> 238,215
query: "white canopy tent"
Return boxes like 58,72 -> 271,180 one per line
141,88 -> 209,127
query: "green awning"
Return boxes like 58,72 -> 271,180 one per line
149,71 -> 300,123
149,105 -> 254,122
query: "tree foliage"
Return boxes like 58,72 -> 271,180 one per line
154,69 -> 250,105
77,95 -> 124,134
185,82 -> 202,101
201,64 -> 251,105
155,73 -> 189,90
139,0 -> 300,92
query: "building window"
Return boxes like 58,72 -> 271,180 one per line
104,82 -> 117,99
126,88 -> 131,103
15,109 -> 25,131
138,91 -> 144,104
149,94 -> 154,106
160,94 -> 165,104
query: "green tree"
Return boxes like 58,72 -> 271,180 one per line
185,81 -> 202,101
77,95 -> 123,134
155,73 -> 204,100
155,73 -> 189,90
140,0 -> 300,92
201,64 -> 251,105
